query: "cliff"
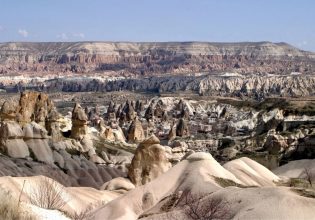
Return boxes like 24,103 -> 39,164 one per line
0,41 -> 314,75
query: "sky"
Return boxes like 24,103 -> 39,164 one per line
0,0 -> 314,51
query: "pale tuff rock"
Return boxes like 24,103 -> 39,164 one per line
100,177 -> 135,192
45,108 -> 62,141
128,135 -> 172,186
1,121 -> 24,139
71,103 -> 88,140
122,100 -> 136,121
70,103 -> 95,157
0,121 -> 29,158
24,122 -> 54,164
127,118 -> 145,143
17,91 -> 54,126
0,42 -> 314,76
101,125 -> 126,142
102,127 -> 116,141
171,140 -> 189,152
0,100 -> 17,121
168,123 -> 176,141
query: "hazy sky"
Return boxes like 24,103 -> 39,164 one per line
0,0 -> 314,51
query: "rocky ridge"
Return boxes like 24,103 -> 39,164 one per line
0,41 -> 314,75
3,73 -> 315,100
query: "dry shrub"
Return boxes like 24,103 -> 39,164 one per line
177,190 -> 231,220
0,185 -> 35,220
303,167 -> 315,187
29,176 -> 67,210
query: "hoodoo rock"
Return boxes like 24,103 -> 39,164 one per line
127,118 -> 145,143
46,108 -> 62,141
105,101 -> 116,119
102,127 -> 116,142
71,103 -> 88,140
135,100 -> 144,114
176,118 -> 190,137
168,123 -> 176,141
17,91 -> 54,126
145,105 -> 154,121
123,100 -> 136,121
128,135 -> 172,186
0,100 -> 17,121
70,103 -> 96,154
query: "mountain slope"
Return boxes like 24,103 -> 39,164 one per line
0,41 -> 314,75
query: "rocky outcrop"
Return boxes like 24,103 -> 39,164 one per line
168,124 -> 176,141
263,130 -> 288,155
0,121 -> 30,158
122,100 -> 136,122
0,100 -> 17,121
145,105 -> 154,121
176,118 -> 189,137
0,41 -> 314,75
0,120 -> 55,164
71,103 -> 88,140
128,135 -> 172,186
17,91 -> 54,125
127,118 -> 145,143
23,122 -> 54,164
0,154 -> 126,188
0,91 -> 55,127
101,125 -> 126,143
23,73 -> 312,100
256,109 -> 284,134
46,108 -> 62,141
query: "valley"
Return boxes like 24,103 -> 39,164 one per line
0,41 -> 314,220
